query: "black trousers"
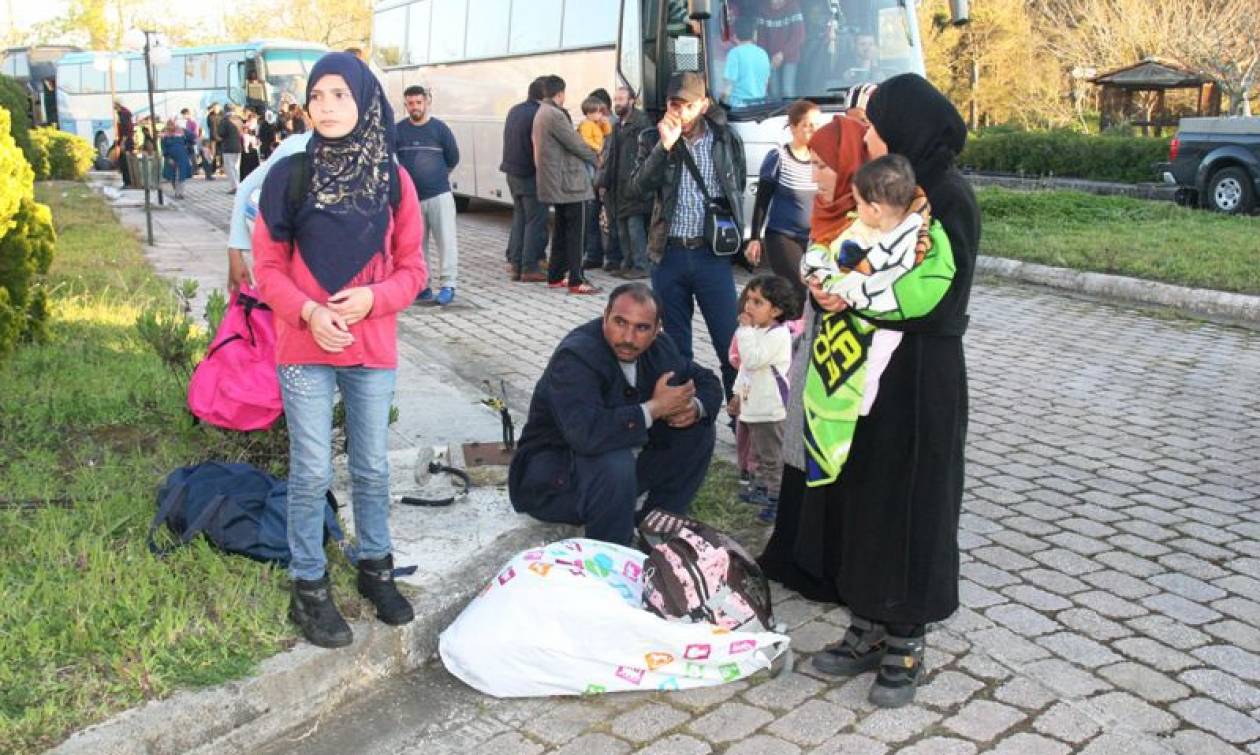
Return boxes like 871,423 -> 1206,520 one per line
548,201 -> 587,287
524,421 -> 716,545
765,231 -> 808,300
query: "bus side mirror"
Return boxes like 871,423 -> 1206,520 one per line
949,0 -> 969,25
690,0 -> 712,21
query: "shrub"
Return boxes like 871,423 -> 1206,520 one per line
0,75 -> 37,170
31,127 -> 96,181
959,128 -> 1171,183
0,108 -> 57,357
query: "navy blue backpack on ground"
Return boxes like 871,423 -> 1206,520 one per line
148,461 -> 344,566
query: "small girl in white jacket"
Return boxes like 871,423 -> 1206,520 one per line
733,274 -> 801,523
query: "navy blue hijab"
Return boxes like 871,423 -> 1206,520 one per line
259,53 -> 397,294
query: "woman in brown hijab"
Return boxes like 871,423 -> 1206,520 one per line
756,112 -> 869,600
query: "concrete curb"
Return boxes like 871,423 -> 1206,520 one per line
51,518 -> 572,755
964,172 -> 1177,202
976,255 -> 1260,328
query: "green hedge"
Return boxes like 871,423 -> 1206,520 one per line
31,128 -> 95,180
0,108 -> 56,357
959,129 -> 1172,184
0,76 -> 37,171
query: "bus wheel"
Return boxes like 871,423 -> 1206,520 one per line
454,195 -> 471,213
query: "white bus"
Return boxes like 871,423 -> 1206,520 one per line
55,40 -> 327,156
372,0 -> 965,215
2,45 -> 80,129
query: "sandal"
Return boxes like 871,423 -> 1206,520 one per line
568,282 -> 601,295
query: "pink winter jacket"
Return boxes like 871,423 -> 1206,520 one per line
252,169 -> 427,369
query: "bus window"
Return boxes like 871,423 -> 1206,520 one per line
262,49 -> 324,108
509,0 -> 562,54
430,0 -> 468,62
465,0 -> 509,59
406,0 -> 433,65
58,64 -> 81,94
373,5 -> 407,67
562,0 -> 618,48
186,54 -> 214,89
81,64 -> 108,94
156,56 -> 185,90
129,58 -> 147,92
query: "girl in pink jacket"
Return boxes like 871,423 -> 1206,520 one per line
253,52 -> 426,648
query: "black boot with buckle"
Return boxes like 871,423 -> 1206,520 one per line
356,555 -> 415,626
289,574 -> 353,648
811,615 -> 887,676
869,633 -> 926,708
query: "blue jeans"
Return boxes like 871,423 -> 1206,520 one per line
616,214 -> 649,271
506,174 -> 548,272
278,364 -> 396,581
651,244 -> 739,397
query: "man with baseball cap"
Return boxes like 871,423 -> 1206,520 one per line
632,71 -> 746,398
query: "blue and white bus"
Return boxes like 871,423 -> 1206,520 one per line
2,45 -> 79,128
55,40 -> 328,156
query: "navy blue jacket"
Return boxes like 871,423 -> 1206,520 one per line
500,98 -> 541,178
509,319 -> 723,503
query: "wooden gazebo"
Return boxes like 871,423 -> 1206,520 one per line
1090,58 -> 1222,136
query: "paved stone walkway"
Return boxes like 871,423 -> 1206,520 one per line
177,176 -> 1260,754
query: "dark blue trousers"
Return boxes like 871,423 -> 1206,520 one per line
525,421 -> 716,545
651,244 -> 739,397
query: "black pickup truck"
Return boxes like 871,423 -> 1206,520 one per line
1158,116 -> 1260,214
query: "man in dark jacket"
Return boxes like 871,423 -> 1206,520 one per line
599,86 -> 654,279
500,77 -> 549,281
533,75 -> 599,294
632,72 -> 747,396
217,104 -> 244,194
509,283 -> 722,545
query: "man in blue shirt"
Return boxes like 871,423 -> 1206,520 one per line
722,15 -> 771,108
396,85 -> 461,305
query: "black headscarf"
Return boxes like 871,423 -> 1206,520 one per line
258,52 -> 396,294
865,74 -> 966,192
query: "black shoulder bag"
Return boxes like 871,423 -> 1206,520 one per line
677,141 -> 741,256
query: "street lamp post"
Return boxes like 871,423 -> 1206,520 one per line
124,29 -> 171,207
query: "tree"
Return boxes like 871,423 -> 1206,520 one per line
1171,0 -> 1259,116
920,0 -> 1072,129
224,0 -> 372,51
1034,0 -> 1259,116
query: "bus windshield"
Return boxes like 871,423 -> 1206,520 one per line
705,0 -> 924,112
261,48 -> 326,107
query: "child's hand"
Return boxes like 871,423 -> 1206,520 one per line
737,312 -> 753,327
327,286 -> 374,325
726,395 -> 741,417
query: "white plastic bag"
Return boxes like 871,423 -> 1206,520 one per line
439,538 -> 790,698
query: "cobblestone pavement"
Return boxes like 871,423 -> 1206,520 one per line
179,176 -> 1260,754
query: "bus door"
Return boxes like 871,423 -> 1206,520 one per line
227,59 -> 246,106
618,0 -> 709,119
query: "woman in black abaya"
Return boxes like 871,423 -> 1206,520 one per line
796,74 -> 981,708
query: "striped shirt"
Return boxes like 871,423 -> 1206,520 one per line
670,126 -> 720,239
759,144 -> 817,239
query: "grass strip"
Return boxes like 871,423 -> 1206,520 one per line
977,187 -> 1260,296
0,183 -> 369,754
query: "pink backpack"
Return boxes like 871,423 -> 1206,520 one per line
637,509 -> 777,633
187,285 -> 282,431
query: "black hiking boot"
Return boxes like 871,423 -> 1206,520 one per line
356,555 -> 415,626
869,634 -> 926,708
811,615 -> 886,676
289,574 -> 353,648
